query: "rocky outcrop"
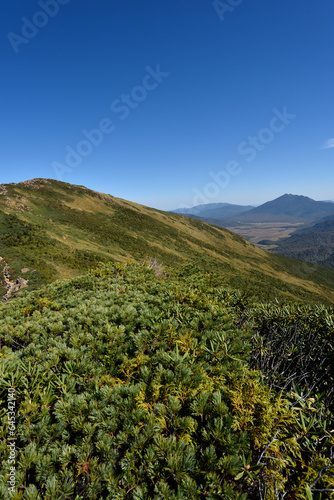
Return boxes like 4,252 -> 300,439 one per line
0,257 -> 29,301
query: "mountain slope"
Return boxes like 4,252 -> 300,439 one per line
1,263 -> 333,498
272,216 -> 334,267
227,194 -> 334,223
1,178 -> 334,304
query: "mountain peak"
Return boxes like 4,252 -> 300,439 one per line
2,178 -> 334,304
228,194 -> 334,223
280,193 -> 312,199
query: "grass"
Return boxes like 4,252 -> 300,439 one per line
1,178 -> 334,305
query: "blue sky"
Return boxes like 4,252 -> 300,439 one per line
1,0 -> 334,210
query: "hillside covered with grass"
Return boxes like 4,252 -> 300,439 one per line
1,178 -> 334,305
0,262 -> 333,499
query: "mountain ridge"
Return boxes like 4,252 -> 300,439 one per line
171,202 -> 254,219
271,216 -> 334,268
172,194 -> 334,224
1,178 -> 334,304
221,194 -> 334,223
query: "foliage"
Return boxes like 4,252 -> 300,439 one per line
0,263 -> 333,499
0,212 -> 112,295
1,178 -> 334,305
249,303 -> 334,402
248,302 -> 334,498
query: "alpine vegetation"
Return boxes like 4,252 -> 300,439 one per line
0,262 -> 333,499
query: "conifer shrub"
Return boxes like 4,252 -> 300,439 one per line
0,263 -> 333,499
248,302 -> 334,499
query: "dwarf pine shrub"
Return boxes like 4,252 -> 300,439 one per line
0,263 -> 333,499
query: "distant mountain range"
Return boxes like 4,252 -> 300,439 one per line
230,194 -> 334,223
2,179 -> 334,304
172,194 -> 334,268
171,202 -> 254,219
172,195 -> 334,224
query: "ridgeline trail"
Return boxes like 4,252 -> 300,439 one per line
0,256 -> 29,302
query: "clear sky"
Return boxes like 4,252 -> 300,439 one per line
2,0 -> 334,210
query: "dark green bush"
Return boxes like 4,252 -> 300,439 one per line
0,264 -> 333,499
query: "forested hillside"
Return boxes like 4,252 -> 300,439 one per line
2,179 -> 334,305
0,262 -> 333,499
271,218 -> 334,268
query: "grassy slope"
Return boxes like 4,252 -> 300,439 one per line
1,178 -> 334,304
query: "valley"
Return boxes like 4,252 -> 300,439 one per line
172,194 -> 334,267
1,179 -> 334,304
209,221 -> 304,246
1,179 -> 334,499
3,3 -> 334,497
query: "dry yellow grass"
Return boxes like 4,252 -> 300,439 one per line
2,178 -> 334,305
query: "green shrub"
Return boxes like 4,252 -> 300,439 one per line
0,264 -> 333,499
